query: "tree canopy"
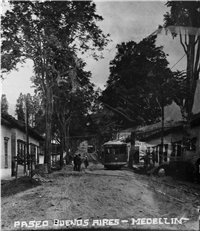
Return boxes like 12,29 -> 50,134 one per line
1,94 -> 9,114
15,92 -> 45,132
100,36 -> 175,129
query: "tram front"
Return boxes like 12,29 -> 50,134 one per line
102,141 -> 128,169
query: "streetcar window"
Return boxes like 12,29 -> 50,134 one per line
120,146 -> 126,155
104,146 -> 126,155
115,148 -> 120,155
105,148 -> 111,154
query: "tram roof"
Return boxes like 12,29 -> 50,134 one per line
103,140 -> 127,146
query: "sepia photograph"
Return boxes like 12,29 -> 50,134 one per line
1,0 -> 200,230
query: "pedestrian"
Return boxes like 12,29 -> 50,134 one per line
152,151 -> 155,167
77,154 -> 82,171
73,154 -> 78,171
84,156 -> 89,169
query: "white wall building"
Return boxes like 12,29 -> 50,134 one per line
1,113 -> 44,179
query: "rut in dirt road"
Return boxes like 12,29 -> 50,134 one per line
1,163 -> 199,230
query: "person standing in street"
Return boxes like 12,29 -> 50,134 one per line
84,156 -> 89,169
73,154 -> 78,171
77,154 -> 82,171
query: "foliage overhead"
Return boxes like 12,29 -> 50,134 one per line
101,36 -> 178,129
15,93 -> 25,123
1,1 -> 110,74
52,60 -> 95,138
1,94 -> 9,114
15,92 -> 45,133
164,1 -> 200,28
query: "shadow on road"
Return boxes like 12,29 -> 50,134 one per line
1,176 -> 41,198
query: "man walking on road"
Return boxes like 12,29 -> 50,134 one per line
73,154 -> 78,171
84,156 -> 89,169
77,154 -> 82,171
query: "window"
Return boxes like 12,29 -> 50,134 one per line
30,143 -> 36,163
104,146 -> 126,155
164,144 -> 168,162
171,143 -> 176,156
17,140 -> 26,165
111,148 -> 116,155
177,141 -> 182,157
105,148 -> 111,155
4,137 -> 9,168
37,146 -> 40,164
171,141 -> 182,160
120,146 -> 126,155
155,146 -> 159,163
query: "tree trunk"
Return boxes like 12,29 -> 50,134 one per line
60,133 -> 64,168
181,34 -> 199,121
25,95 -> 29,174
60,122 -> 67,167
64,122 -> 70,164
186,35 -> 195,119
44,86 -> 52,172
160,102 -> 164,164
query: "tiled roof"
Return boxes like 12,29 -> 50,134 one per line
136,120 -> 183,134
118,120 -> 184,142
103,140 -> 127,146
136,122 -> 184,141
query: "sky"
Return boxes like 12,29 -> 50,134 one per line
1,1 -> 186,116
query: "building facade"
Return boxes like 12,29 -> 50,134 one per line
1,113 -> 44,179
137,121 -> 184,165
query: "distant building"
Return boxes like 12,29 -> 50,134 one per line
51,142 -> 68,165
135,81 -> 200,167
1,113 -> 45,179
137,120 -> 184,165
115,101 -> 184,166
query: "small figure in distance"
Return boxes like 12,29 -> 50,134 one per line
77,154 -> 82,172
73,154 -> 78,171
84,156 -> 89,169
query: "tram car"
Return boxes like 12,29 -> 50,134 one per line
101,141 -> 128,169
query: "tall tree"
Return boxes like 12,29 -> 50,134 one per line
101,36 -> 175,129
15,92 -> 43,129
1,94 -> 9,114
15,93 -> 25,122
52,58 -> 97,166
1,1 -> 109,171
164,1 -> 200,119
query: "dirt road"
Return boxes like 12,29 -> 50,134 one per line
1,163 -> 200,230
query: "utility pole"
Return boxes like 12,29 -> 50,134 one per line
156,95 -> 164,165
160,100 -> 164,164
128,132 -> 135,168
25,95 -> 29,175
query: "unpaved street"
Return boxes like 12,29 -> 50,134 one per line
1,163 -> 200,230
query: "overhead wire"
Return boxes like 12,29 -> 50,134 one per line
170,54 -> 186,70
